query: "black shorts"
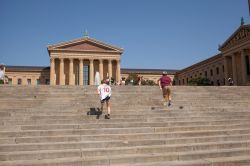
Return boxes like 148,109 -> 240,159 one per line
101,96 -> 111,103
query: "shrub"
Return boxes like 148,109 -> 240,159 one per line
188,77 -> 211,86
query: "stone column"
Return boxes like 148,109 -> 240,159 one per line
79,59 -> 83,86
249,55 -> 250,74
89,59 -> 94,85
116,59 -> 121,83
240,50 -> 247,85
232,54 -> 238,85
223,56 -> 229,85
108,59 -> 112,79
99,59 -> 103,81
69,58 -> 74,85
59,58 -> 65,85
50,58 -> 55,85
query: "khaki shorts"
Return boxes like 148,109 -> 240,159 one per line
162,86 -> 171,97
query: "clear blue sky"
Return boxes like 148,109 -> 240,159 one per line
0,0 -> 249,70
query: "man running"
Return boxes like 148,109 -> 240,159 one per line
97,80 -> 112,119
158,71 -> 172,106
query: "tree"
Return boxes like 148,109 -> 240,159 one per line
188,77 -> 211,86
125,73 -> 157,86
125,73 -> 138,85
141,79 -> 157,86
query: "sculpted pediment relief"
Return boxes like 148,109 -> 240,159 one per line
59,41 -> 114,51
219,25 -> 250,51
48,37 -> 123,53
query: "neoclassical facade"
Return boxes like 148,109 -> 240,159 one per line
4,66 -> 176,86
176,54 -> 224,86
3,24 -> 250,86
176,24 -> 250,86
219,24 -> 250,85
48,37 -> 123,85
3,36 -> 176,86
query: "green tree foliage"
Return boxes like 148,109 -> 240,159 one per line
125,73 -> 157,86
125,73 -> 138,85
141,79 -> 157,86
188,77 -> 211,86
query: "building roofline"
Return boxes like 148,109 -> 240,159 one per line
4,65 -> 178,74
176,53 -> 223,74
5,65 -> 50,72
121,68 -> 179,74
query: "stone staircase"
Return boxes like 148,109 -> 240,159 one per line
0,85 -> 250,166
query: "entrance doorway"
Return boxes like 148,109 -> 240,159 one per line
83,65 -> 89,85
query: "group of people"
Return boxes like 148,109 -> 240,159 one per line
97,71 -> 172,119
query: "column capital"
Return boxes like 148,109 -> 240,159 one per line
50,58 -> 55,63
69,58 -> 74,62
241,49 -> 246,54
233,52 -> 238,56
99,59 -> 103,63
79,58 -> 84,62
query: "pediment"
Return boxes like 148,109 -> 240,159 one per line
48,37 -> 123,53
219,25 -> 250,51
59,41 -> 114,51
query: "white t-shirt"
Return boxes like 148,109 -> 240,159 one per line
0,70 -> 4,80
97,83 -> 112,100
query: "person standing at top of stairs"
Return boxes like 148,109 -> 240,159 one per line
158,71 -> 172,107
97,79 -> 112,119
0,65 -> 5,84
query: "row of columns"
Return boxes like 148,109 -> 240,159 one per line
224,49 -> 250,85
50,58 -> 121,85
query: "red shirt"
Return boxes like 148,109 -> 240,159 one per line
160,76 -> 172,88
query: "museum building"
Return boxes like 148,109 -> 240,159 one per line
4,37 -> 176,85
176,24 -> 250,86
3,23 -> 250,86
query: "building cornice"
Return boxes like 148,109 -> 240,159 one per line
176,53 -> 223,75
5,65 -> 178,75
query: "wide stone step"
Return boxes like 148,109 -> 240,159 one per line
2,128 -> 250,144
115,155 -> 250,166
1,123 -> 250,137
2,119 -> 248,130
5,109 -> 250,116
0,140 -> 249,161
2,108 -> 250,116
16,122 -> 250,131
0,131 -> 249,145
1,148 -> 250,166
2,115 -> 250,125
2,119 -> 250,128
